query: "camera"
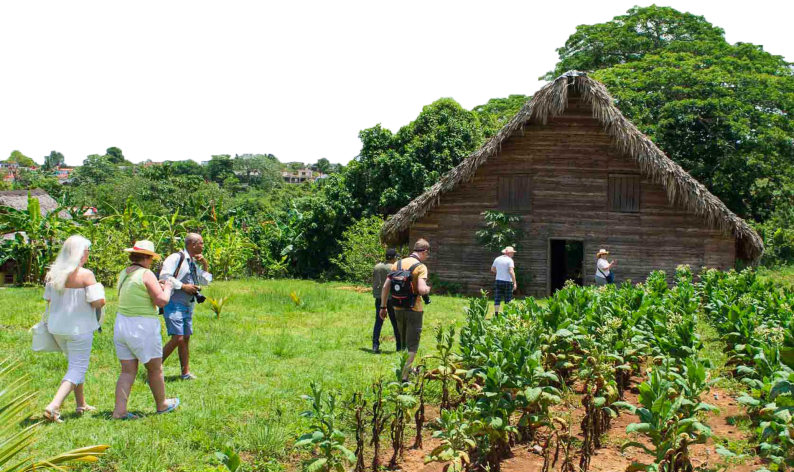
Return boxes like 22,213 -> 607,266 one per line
194,287 -> 206,304
422,294 -> 431,305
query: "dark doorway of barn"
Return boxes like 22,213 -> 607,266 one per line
550,239 -> 584,293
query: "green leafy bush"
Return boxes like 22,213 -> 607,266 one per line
330,216 -> 384,284
475,211 -> 522,253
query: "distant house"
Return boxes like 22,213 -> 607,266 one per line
53,166 -> 74,182
281,168 -> 318,184
0,189 -> 69,284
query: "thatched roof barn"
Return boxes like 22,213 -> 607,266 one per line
0,189 -> 66,217
381,71 -> 763,296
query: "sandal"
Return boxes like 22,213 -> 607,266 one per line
43,408 -> 63,423
76,404 -> 97,415
113,412 -> 140,420
156,397 -> 180,414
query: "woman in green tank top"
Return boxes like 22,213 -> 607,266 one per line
112,240 -> 181,419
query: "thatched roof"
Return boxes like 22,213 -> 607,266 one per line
0,189 -> 69,218
381,71 -> 763,261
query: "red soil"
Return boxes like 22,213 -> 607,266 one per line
383,383 -> 765,472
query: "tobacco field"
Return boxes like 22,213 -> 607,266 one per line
296,267 -> 794,472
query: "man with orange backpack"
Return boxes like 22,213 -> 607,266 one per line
379,238 -> 431,381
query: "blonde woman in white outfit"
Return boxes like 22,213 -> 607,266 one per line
42,235 -> 106,423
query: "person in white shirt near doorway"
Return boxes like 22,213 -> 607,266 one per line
158,233 -> 213,380
491,246 -> 517,315
594,248 -> 617,285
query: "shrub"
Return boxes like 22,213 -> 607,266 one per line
330,216 -> 385,284
475,211 -> 522,253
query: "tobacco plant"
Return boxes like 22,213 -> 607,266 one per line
295,382 -> 356,472
425,406 -> 477,472
425,326 -> 466,410
413,363 -> 427,449
614,369 -> 712,472
386,354 -> 418,468
369,380 -> 386,472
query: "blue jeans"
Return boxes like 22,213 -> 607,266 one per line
163,301 -> 194,336
373,298 -> 401,351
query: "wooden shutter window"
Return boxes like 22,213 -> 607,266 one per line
498,175 -> 531,211
608,174 -> 640,212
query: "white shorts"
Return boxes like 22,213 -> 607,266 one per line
113,313 -> 162,364
52,332 -> 94,385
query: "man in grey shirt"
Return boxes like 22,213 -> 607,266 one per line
372,248 -> 400,353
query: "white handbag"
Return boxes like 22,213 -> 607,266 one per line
31,306 -> 60,352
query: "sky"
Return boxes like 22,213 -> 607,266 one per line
1,1 -> 792,167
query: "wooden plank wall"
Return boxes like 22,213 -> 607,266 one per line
408,95 -> 736,297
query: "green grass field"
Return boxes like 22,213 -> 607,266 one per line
0,279 -> 468,471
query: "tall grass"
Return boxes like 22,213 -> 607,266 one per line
0,279 -> 467,471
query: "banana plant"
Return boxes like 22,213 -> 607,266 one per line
0,193 -> 71,284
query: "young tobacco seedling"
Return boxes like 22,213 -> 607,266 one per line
425,326 -> 467,410
295,382 -> 356,472
425,406 -> 477,472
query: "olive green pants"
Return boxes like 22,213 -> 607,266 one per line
395,310 -> 423,353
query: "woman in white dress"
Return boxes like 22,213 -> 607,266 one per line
42,235 -> 106,422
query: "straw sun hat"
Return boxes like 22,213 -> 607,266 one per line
596,248 -> 610,257
502,246 -> 517,254
124,240 -> 161,260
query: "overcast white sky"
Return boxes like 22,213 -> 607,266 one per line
1,1 -> 792,166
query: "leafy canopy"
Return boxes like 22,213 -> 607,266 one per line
548,5 -> 794,223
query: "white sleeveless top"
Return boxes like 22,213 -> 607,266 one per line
44,283 -> 105,336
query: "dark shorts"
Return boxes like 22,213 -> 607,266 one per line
163,301 -> 193,336
494,280 -> 513,305
395,310 -> 423,353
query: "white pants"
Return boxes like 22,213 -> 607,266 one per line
52,332 -> 94,385
114,314 -> 163,364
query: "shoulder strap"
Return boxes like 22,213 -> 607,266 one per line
118,266 -> 143,295
173,251 -> 186,280
397,259 -> 403,271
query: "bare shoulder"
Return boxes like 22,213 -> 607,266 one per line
78,267 -> 98,285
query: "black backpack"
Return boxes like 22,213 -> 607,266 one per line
388,258 -> 422,309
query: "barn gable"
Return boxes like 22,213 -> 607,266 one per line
381,72 -> 762,261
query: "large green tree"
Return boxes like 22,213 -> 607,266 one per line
42,151 -> 65,171
545,5 -> 725,78
105,146 -> 125,164
207,154 -> 235,184
7,150 -> 36,168
548,6 -> 794,222
347,97 -> 484,215
473,94 -> 529,138
233,153 -> 281,189
73,154 -> 119,186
